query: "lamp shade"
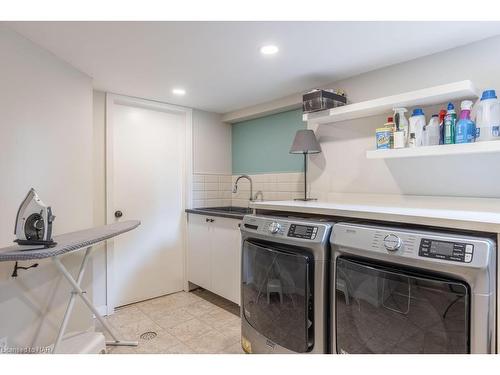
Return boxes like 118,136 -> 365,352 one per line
289,129 -> 321,154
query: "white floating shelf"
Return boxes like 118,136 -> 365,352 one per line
304,80 -> 479,125
366,141 -> 500,159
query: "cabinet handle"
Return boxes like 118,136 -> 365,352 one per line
210,219 -> 215,223
205,218 -> 210,223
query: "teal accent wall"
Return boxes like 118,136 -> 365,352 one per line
232,109 -> 306,174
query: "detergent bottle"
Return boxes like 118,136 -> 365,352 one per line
424,115 -> 440,146
455,100 -> 475,144
444,103 -> 456,144
475,89 -> 500,142
409,108 -> 425,147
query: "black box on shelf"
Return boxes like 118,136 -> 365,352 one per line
302,89 -> 347,113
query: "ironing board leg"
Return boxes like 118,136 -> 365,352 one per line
51,251 -> 138,353
52,247 -> 92,353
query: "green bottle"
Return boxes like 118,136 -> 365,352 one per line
444,102 -> 456,144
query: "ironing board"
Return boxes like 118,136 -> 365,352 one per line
0,220 -> 141,353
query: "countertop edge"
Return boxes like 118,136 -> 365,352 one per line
250,200 -> 500,233
185,208 -> 245,220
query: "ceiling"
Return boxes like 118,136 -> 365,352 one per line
6,21 -> 500,114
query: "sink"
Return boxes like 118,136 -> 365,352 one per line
199,206 -> 252,215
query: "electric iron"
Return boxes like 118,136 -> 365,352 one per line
14,188 -> 56,248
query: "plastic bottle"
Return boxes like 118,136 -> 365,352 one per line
438,109 -> 447,144
475,89 -> 500,142
444,103 -> 456,145
424,115 -> 440,146
393,107 -> 409,145
409,108 -> 425,147
455,100 -> 475,144
384,116 -> 395,148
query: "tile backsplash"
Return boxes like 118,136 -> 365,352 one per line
231,172 -> 305,207
192,172 -> 305,208
192,174 -> 233,208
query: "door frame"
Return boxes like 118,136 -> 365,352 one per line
105,93 -> 193,314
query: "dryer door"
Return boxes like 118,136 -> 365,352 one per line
335,257 -> 470,354
242,240 -> 314,352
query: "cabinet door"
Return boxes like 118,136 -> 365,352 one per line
187,214 -> 211,290
210,217 -> 241,304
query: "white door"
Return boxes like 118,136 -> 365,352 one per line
107,95 -> 191,308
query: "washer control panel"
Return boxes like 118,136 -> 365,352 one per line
419,239 -> 474,263
287,224 -> 318,240
383,234 -> 402,251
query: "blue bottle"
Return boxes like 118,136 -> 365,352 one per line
455,100 -> 475,144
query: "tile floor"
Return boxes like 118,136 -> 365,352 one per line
99,289 -> 245,354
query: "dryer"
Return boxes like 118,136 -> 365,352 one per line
331,222 -> 496,354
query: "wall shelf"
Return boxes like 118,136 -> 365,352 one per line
366,141 -> 500,159
303,80 -> 479,125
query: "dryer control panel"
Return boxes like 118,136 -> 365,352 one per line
419,239 -> 474,263
288,224 -> 318,240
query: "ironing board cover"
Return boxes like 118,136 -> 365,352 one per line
0,220 -> 140,261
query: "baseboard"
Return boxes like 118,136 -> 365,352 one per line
93,305 -> 109,317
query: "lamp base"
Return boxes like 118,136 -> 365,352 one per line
294,198 -> 318,201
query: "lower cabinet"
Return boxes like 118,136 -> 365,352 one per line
187,214 -> 241,305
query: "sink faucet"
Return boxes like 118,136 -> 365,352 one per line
233,175 -> 253,202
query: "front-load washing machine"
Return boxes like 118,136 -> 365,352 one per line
240,215 -> 333,353
331,222 -> 496,354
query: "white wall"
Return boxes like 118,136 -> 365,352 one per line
92,91 -> 107,312
193,109 -> 231,175
0,26 -> 94,348
308,35 -> 500,199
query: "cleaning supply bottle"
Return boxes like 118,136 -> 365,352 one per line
393,107 -> 409,145
438,109 -> 447,144
475,89 -> 500,142
383,116 -> 395,148
455,100 -> 475,144
393,112 -> 405,149
425,114 -> 440,146
409,108 -> 425,147
444,103 -> 456,144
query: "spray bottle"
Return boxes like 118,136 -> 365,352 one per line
444,103 -> 456,144
438,109 -> 447,144
393,107 -> 409,145
455,100 -> 476,144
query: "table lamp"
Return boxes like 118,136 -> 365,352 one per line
289,129 -> 322,201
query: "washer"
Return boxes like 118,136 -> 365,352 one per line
331,222 -> 496,354
240,215 -> 333,353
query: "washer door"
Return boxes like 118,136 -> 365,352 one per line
242,240 -> 314,352
335,257 -> 470,354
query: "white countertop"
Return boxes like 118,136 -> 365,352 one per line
250,193 -> 500,233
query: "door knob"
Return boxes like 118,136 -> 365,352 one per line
114,210 -> 123,218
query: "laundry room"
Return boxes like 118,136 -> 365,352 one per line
2,1 -> 500,373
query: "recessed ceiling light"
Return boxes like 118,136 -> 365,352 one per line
172,88 -> 186,96
260,45 -> 279,55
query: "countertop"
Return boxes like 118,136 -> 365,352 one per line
185,207 -> 252,220
250,193 -> 500,233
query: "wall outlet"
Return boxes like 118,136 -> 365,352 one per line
0,336 -> 7,348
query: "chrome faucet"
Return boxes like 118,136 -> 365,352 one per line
233,175 -> 253,202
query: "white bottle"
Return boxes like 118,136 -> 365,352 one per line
475,89 -> 500,142
393,107 -> 409,145
409,108 -> 426,147
424,115 -> 440,146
